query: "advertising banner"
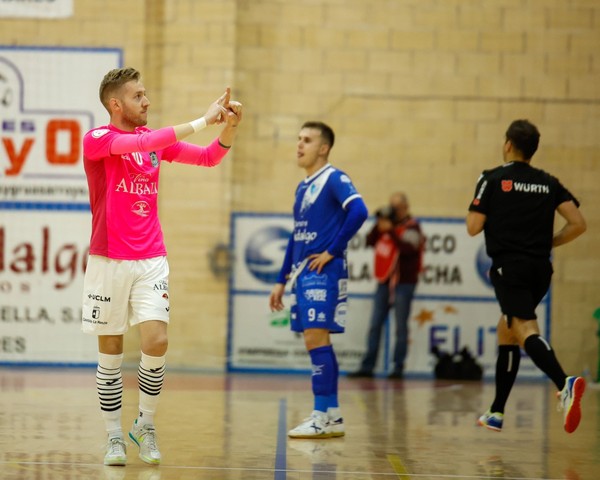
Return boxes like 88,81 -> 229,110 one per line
228,213 -> 549,378
0,0 -> 73,18
0,46 -> 121,364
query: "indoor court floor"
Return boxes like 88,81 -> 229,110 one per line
0,367 -> 598,480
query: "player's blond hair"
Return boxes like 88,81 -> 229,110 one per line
99,67 -> 141,113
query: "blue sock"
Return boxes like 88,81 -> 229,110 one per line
328,348 -> 339,409
309,345 -> 335,413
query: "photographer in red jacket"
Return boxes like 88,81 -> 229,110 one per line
349,192 -> 424,379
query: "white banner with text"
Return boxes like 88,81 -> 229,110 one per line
228,213 -> 549,378
0,0 -> 73,18
0,46 -> 121,364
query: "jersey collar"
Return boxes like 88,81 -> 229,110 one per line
304,163 -> 332,183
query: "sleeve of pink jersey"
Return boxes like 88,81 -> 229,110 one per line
109,127 -> 177,155
83,127 -> 178,160
161,138 -> 230,167
83,129 -> 115,160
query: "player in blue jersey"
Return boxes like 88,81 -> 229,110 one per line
269,121 -> 368,439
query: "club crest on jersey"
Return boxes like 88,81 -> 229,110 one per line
501,180 -> 513,192
300,167 -> 334,215
150,152 -> 159,167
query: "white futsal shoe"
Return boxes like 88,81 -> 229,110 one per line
288,411 -> 332,439
104,436 -> 127,466
327,414 -> 345,437
129,420 -> 161,465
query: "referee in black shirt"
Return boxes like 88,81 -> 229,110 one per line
467,119 -> 587,434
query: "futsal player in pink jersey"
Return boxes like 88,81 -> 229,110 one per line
81,67 -> 242,466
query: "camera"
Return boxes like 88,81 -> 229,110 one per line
375,205 -> 396,222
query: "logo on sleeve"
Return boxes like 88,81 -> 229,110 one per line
150,152 -> 159,167
91,128 -> 110,138
472,179 -> 488,206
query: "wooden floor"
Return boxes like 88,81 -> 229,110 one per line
0,368 -> 598,480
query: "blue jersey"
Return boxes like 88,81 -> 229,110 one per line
291,164 -> 362,265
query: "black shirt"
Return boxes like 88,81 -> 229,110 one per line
468,161 -> 579,261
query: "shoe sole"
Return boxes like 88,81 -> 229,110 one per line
104,458 -> 126,466
477,419 -> 502,432
330,431 -> 345,437
564,377 -> 586,434
288,432 -> 333,439
129,432 -> 161,465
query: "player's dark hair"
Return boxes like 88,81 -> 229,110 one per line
505,119 -> 540,160
301,121 -> 335,149
99,67 -> 141,112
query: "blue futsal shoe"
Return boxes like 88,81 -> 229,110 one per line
477,411 -> 503,432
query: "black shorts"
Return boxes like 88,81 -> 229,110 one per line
489,258 -> 552,323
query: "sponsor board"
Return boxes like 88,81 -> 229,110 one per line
228,213 -> 549,377
0,0 -> 73,18
0,211 -> 96,363
0,46 -> 121,364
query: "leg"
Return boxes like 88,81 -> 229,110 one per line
97,335 -> 127,466
510,317 -> 585,433
137,319 -> 168,422
326,349 -> 344,437
359,283 -> 390,373
304,327 -> 334,414
84,255 -> 129,445
486,258 -> 584,433
489,316 -> 520,414
97,336 -> 125,437
510,317 -> 566,390
129,320 -> 168,465
288,328 -> 334,439
289,259 -> 346,439
391,283 -> 416,376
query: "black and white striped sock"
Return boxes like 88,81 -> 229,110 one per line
97,352 -> 124,438
137,352 -> 166,426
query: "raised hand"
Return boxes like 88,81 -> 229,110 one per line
226,100 -> 243,126
204,87 -> 230,125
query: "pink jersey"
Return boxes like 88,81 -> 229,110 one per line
83,124 -> 229,260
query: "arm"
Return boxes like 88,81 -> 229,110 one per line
553,201 -> 586,247
276,236 -> 295,285
466,211 -> 486,236
467,171 -> 490,236
327,197 -> 369,257
109,88 -> 231,155
269,236 -> 295,312
163,138 -> 230,167
308,197 -> 369,273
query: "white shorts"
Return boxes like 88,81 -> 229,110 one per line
82,255 -> 170,335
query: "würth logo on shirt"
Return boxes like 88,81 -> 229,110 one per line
503,181 -> 550,194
